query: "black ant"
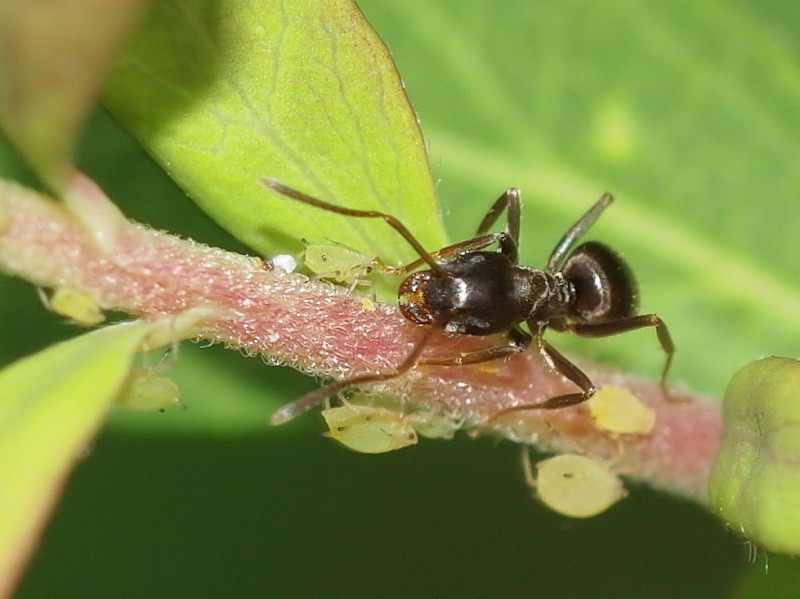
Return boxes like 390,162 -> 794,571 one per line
264,179 -> 674,426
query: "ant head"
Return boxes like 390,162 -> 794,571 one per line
563,241 -> 638,323
398,271 -> 437,325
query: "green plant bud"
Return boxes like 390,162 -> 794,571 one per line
709,357 -> 800,554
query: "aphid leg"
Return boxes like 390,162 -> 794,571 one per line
270,315 -> 447,426
547,193 -> 614,272
475,188 -> 521,262
520,445 -> 537,490
605,442 -> 630,471
566,313 -> 675,396
419,325 -> 531,366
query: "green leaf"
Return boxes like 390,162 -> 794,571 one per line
0,321 -> 155,597
359,0 -> 800,397
103,0 -> 448,271
0,0 -> 147,190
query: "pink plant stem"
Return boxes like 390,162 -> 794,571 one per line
0,174 -> 721,504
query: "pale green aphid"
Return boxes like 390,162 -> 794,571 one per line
587,385 -> 656,435
321,402 -> 418,454
45,287 -> 105,325
301,240 -> 375,286
526,452 -> 625,518
709,357 -> 800,555
115,368 -> 182,412
408,410 -> 463,440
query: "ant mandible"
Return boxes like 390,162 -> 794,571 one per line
264,179 -> 674,426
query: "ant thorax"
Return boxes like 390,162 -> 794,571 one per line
514,267 -> 574,330
398,251 -> 571,336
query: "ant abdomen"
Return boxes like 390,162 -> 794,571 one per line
563,241 -> 638,324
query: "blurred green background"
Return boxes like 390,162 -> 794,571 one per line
4,0 -> 800,596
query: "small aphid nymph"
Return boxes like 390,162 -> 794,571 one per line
301,240 -> 374,284
527,451 -> 626,518
587,385 -> 656,436
115,369 -> 182,412
321,401 -> 418,454
42,287 -> 105,326
408,409 -> 463,440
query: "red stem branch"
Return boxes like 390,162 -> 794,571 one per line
0,174 -> 720,504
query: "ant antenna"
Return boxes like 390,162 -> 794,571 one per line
262,179 -> 446,276
270,314 -> 449,425
546,193 -> 613,272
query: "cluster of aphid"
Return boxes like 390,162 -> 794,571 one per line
40,286 -> 184,413
321,398 -> 462,454
529,385 -> 656,518
263,180 -> 673,517
319,386 -> 655,518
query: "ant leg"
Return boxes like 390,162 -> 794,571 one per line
266,180 -> 517,277
534,338 -> 597,408
475,188 -> 521,262
375,231 -> 515,276
473,338 -> 597,434
566,314 -> 674,390
263,179 -> 445,276
420,325 -> 531,366
547,193 -> 614,272
270,316 -> 447,426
